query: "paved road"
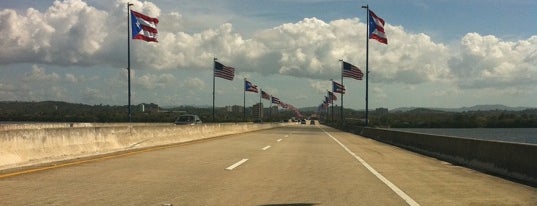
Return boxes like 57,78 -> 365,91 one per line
1,125 -> 536,205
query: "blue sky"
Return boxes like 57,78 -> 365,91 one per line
0,0 -> 536,110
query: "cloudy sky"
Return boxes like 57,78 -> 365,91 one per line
0,0 -> 536,110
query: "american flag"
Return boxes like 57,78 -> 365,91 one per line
342,61 -> 364,80
261,90 -> 270,100
214,61 -> 235,80
244,79 -> 258,93
332,80 -> 345,94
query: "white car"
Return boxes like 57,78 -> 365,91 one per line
174,114 -> 202,125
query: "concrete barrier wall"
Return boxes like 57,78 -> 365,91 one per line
360,128 -> 537,185
0,123 -> 287,170
0,122 -> 172,131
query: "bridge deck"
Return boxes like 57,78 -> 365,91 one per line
1,125 -> 535,205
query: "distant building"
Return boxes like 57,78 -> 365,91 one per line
138,103 -> 159,113
266,105 -> 280,121
226,105 -> 243,113
252,103 -> 263,120
271,105 -> 278,114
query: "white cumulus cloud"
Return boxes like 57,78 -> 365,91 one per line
448,33 -> 537,89
1,0 -> 536,107
65,73 -> 78,83
24,65 -> 61,82
135,73 -> 176,90
183,77 -> 205,89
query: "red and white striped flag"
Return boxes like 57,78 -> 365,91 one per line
261,90 -> 271,100
342,61 -> 364,80
214,61 -> 235,81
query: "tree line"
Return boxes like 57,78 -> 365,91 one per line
376,108 -> 537,128
0,101 -> 297,123
2,101 -> 536,128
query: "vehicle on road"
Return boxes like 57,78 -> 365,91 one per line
310,120 -> 315,125
174,114 -> 202,125
300,119 -> 306,124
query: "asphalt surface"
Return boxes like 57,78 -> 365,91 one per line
1,124 -> 536,205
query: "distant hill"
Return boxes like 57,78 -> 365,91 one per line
298,106 -> 320,112
392,104 -> 533,113
456,104 -> 531,112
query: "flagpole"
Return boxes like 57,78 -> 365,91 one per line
339,59 -> 344,123
212,57 -> 217,122
362,4 -> 370,127
269,95 -> 272,122
329,95 -> 334,122
326,102 -> 329,122
243,78 -> 246,121
127,3 -> 133,122
259,89 -> 262,121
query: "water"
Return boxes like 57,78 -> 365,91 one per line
390,128 -> 537,145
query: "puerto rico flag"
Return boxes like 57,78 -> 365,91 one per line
245,79 -> 259,93
131,10 -> 159,42
332,80 -> 346,94
368,9 -> 387,44
271,96 -> 281,105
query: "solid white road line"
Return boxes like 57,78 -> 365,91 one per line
320,128 -> 421,206
277,139 -> 282,142
262,145 -> 271,150
226,159 -> 249,170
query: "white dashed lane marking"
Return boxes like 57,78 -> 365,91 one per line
226,159 -> 249,170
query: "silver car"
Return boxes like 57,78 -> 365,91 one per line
174,114 -> 202,125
